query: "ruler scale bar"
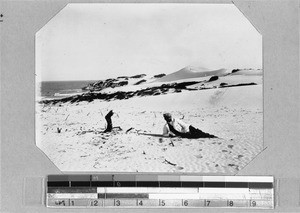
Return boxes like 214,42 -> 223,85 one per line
137,181 -> 160,187
47,175 -> 274,209
48,187 -> 97,193
225,182 -> 249,188
48,181 -> 70,187
48,193 -> 98,199
47,181 -> 273,188
106,193 -> 149,199
92,181 -> 114,187
149,193 -> 200,199
103,187 -> 199,193
71,181 -> 91,187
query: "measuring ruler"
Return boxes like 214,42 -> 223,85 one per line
46,175 -> 274,209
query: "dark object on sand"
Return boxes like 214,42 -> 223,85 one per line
134,79 -> 147,85
231,69 -> 240,73
208,75 -> 219,82
57,127 -> 62,133
130,74 -> 146,78
104,110 -> 114,132
126,127 -> 134,133
103,110 -> 122,133
167,124 -> 217,139
219,82 -> 228,87
164,159 -> 177,166
220,82 -> 257,88
153,73 -> 166,78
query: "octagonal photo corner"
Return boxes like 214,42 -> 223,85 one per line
35,3 -> 263,174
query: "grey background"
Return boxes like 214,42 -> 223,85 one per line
1,0 -> 299,212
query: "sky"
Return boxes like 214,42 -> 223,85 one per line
36,3 -> 262,82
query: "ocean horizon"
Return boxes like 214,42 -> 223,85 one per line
38,80 -> 96,98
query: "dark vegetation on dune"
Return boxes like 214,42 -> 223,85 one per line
134,79 -> 147,85
208,76 -> 219,82
130,74 -> 147,79
231,69 -> 241,73
41,70 -> 259,105
219,82 -> 257,88
41,81 -> 257,105
153,73 -> 166,78
231,68 -> 261,73
82,79 -> 129,91
116,74 -> 147,79
41,81 -> 200,105
82,73 -> 165,91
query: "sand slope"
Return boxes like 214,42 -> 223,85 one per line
36,69 -> 263,173
155,66 -> 227,82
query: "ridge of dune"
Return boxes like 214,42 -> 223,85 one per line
155,66 -> 228,82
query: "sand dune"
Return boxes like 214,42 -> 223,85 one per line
155,66 -> 228,82
189,71 -> 262,90
36,69 -> 263,173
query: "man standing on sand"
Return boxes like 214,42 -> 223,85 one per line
162,113 -> 217,139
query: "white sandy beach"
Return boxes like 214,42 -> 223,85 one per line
36,69 -> 263,174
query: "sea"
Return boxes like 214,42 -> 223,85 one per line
38,80 -> 96,100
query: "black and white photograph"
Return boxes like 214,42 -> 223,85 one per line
35,3 -> 263,173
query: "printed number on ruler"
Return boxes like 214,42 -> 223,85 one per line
55,200 -> 67,206
115,200 -> 121,206
90,200 -> 100,206
228,200 -> 234,207
251,200 -> 256,207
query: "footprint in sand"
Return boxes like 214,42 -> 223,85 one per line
228,145 -> 234,149
175,166 -> 184,170
228,164 -> 240,171
195,155 -> 203,159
